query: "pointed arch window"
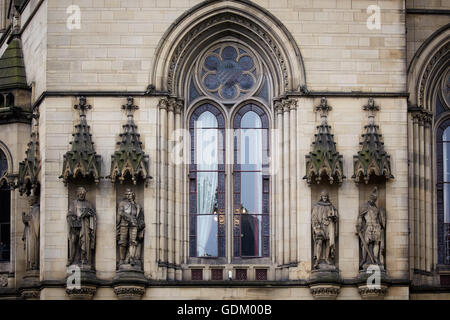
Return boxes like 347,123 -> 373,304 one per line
0,149 -> 10,262
189,104 -> 225,258
233,104 -> 270,258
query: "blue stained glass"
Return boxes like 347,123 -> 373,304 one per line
222,46 -> 237,60
205,55 -> 219,71
217,60 -> 242,86
239,74 -> 254,90
201,45 -> 258,100
221,85 -> 237,99
205,74 -> 220,90
238,55 -> 254,71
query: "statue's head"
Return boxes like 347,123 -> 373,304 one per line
28,194 -> 38,206
320,189 -> 329,202
76,187 -> 87,201
125,188 -> 135,201
369,187 -> 378,202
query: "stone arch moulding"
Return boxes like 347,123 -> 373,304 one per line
407,23 -> 450,111
149,0 -> 306,99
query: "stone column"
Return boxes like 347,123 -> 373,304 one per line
167,99 -> 175,280
412,113 -> 420,270
282,101 -> 290,269
274,102 -> 284,271
407,112 -> 415,277
158,98 -> 168,279
419,116 -> 425,271
174,101 -> 183,280
289,99 -> 298,267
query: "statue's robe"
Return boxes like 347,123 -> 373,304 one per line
22,204 -> 40,271
311,200 -> 338,260
68,199 -> 96,265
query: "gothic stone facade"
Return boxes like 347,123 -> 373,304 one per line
0,0 -> 448,300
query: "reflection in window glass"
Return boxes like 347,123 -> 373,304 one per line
233,105 -> 269,258
189,105 -> 225,258
444,127 -> 450,223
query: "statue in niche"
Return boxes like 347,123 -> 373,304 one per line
22,194 -> 40,271
117,188 -> 145,269
67,187 -> 97,268
312,189 -> 338,270
356,187 -> 386,270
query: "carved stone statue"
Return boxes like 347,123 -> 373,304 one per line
117,189 -> 145,269
356,187 -> 386,270
67,187 -> 97,268
22,194 -> 40,271
312,190 -> 338,270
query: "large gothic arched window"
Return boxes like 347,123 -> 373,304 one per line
188,42 -> 271,261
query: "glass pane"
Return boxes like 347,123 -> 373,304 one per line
0,191 -> 9,223
445,184 -> 450,223
0,150 -> 7,177
196,128 -> 219,170
197,215 -> 218,257
241,111 -> 261,128
196,171 -> 218,215
239,128 -> 262,171
241,172 -> 262,214
241,214 -> 262,257
444,127 -> 450,142
445,142 -> 450,182
196,111 -> 217,128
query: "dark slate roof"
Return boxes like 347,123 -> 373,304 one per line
0,37 -> 28,90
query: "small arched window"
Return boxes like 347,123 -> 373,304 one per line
0,149 -> 10,262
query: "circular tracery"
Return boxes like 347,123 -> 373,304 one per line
197,43 -> 262,102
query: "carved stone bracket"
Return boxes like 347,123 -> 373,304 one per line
309,284 -> 341,300
65,269 -> 98,300
109,97 -> 152,187
358,284 -> 388,300
113,269 -> 147,300
113,285 -> 146,300
16,108 -> 40,196
304,97 -> 344,185
60,97 -> 102,185
66,286 -> 97,300
353,98 -> 394,184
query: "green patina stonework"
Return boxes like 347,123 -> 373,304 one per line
60,96 -> 101,185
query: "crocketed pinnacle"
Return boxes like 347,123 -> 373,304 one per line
353,98 -> 393,184
60,96 -> 101,185
304,97 -> 344,185
109,96 -> 151,186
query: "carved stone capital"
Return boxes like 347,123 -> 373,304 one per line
21,289 -> 40,300
309,284 -> 340,300
114,285 -> 145,300
66,286 -> 97,300
274,101 -> 284,115
282,98 -> 297,112
158,97 -> 169,110
358,284 -> 388,300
